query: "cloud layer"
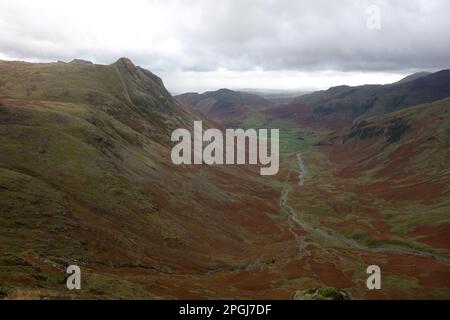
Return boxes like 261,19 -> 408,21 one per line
1,0 -> 449,91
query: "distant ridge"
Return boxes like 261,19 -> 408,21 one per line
394,71 -> 432,84
176,88 -> 273,125
264,69 -> 450,129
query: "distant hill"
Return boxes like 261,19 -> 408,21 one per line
240,89 -> 311,104
265,70 -> 450,129
394,71 -> 432,84
176,88 -> 273,126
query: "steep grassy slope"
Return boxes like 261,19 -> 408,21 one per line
0,58 -> 198,138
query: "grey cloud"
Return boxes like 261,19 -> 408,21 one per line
0,0 -> 449,73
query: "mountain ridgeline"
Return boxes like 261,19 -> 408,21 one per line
264,69 -> 450,129
176,88 -> 273,126
0,57 -> 197,139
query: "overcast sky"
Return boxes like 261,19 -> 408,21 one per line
0,0 -> 449,93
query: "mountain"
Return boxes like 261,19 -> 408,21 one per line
176,88 -> 273,126
265,70 -> 450,129
240,89 -> 311,104
0,58 -> 288,299
0,57 -> 198,138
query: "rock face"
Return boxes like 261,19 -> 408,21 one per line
111,57 -> 182,120
292,287 -> 351,300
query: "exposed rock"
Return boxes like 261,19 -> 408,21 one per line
292,287 -> 351,300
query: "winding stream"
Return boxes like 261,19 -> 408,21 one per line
280,152 -> 450,263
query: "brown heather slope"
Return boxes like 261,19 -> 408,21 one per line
294,98 -> 450,263
323,98 -> 450,249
